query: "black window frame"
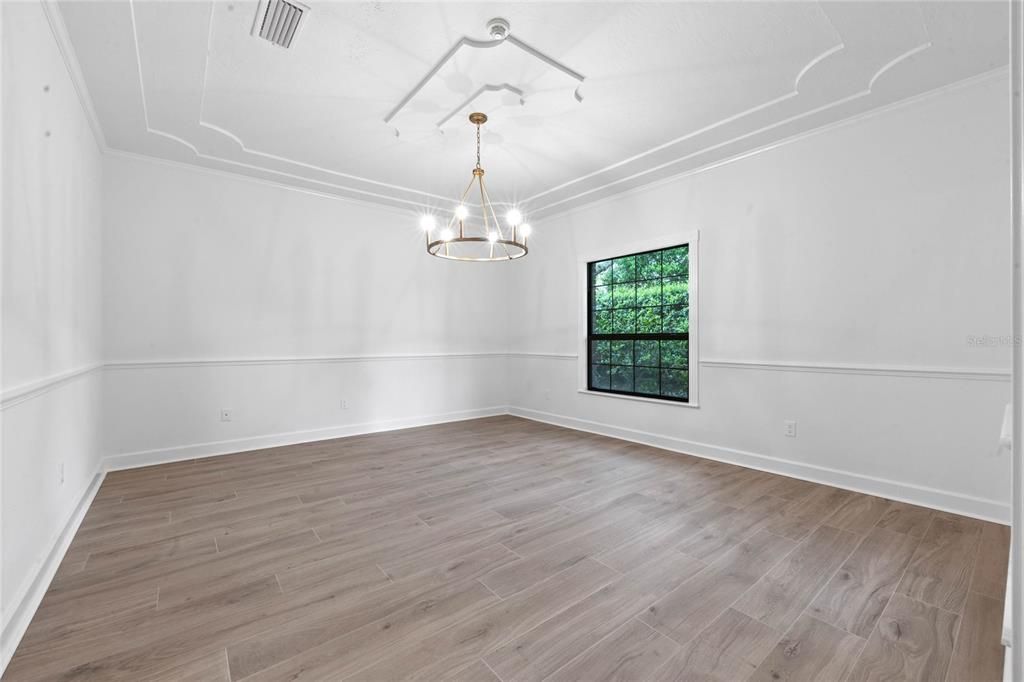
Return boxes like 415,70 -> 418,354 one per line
586,243 -> 690,403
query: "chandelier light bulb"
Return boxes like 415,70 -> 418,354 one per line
506,208 -> 523,225
455,205 -> 469,220
487,231 -> 499,243
520,223 -> 533,237
440,228 -> 454,241
419,215 -> 436,232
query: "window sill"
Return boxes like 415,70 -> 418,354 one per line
577,389 -> 700,408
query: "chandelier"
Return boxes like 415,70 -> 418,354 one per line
419,112 -> 531,261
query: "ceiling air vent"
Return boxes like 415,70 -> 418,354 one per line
252,0 -> 309,49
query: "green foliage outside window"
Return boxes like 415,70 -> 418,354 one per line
588,245 -> 689,401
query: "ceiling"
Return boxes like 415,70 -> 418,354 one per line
59,1 -> 1008,218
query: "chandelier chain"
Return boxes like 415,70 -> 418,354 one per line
475,123 -> 482,169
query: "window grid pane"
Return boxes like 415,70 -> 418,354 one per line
587,244 -> 689,403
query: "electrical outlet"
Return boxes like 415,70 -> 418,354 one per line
58,462 -> 65,486
340,399 -> 349,410
220,409 -> 233,422
784,420 -> 797,438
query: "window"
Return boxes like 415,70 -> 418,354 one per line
587,244 -> 690,402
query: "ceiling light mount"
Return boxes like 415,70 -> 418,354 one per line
420,112 -> 531,262
487,17 -> 511,41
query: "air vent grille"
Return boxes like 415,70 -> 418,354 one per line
253,0 -> 309,49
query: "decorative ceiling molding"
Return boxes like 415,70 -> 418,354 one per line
152,9 -> 583,209
868,42 -> 932,90
795,43 -> 847,88
435,83 -> 524,131
128,2 -> 837,216
125,0 -> 450,212
66,0 -> 1007,219
524,41 -> 847,208
532,64 -> 1008,223
528,40 -> 936,216
194,2 -> 456,205
383,31 -> 585,138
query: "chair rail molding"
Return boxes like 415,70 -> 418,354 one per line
510,353 -> 1011,382
0,364 -> 104,410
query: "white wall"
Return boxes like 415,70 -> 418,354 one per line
100,72 -> 1013,520
1,1 -> 104,667
507,72 -> 1012,521
101,155 -> 512,465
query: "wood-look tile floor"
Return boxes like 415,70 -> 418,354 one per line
4,416 -> 1009,681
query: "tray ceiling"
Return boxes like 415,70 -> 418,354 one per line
58,1 -> 1008,217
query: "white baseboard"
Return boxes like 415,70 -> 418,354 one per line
1,469 -> 106,675
103,406 -> 509,471
508,406 -> 1010,524
106,405 -> 1006,524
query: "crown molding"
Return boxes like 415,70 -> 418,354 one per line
532,65 -> 1009,220
523,41 -> 845,207
103,148 -> 425,219
40,0 -> 107,151
525,37 -> 940,209
121,0 -> 450,214
194,121 -> 451,207
529,39 -> 937,216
